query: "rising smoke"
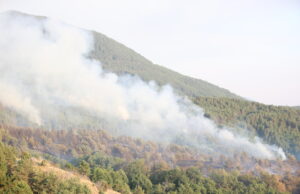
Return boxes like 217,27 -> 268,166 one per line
0,11 -> 286,160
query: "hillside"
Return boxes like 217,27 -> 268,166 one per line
194,97 -> 300,158
1,11 -> 300,193
90,32 -> 241,99
32,158 -> 99,194
1,11 -> 299,158
4,10 -> 241,100
0,11 -> 299,159
0,142 -> 92,193
1,126 -> 299,193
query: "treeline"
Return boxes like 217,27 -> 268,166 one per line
0,142 -> 91,193
194,97 -> 300,158
90,31 -> 239,99
72,155 -> 292,194
1,141 -> 297,194
1,126 -> 300,193
0,126 -> 199,166
2,125 -> 299,175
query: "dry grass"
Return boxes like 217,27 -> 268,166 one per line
105,189 -> 121,194
32,157 -> 120,194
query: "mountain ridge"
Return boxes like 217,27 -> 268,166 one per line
90,30 -> 242,99
4,10 -> 241,99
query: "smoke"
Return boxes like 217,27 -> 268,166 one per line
0,82 -> 41,124
0,11 -> 286,160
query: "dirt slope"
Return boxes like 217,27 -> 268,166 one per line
32,158 -> 120,194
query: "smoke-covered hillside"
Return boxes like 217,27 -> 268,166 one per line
6,11 -> 241,100
1,11 -> 300,193
0,11 -> 286,160
89,32 -> 241,99
194,97 -> 300,159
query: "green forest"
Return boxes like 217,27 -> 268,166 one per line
0,142 -> 91,193
194,97 -> 300,158
1,130 -> 299,194
90,31 -> 240,99
1,125 -> 300,193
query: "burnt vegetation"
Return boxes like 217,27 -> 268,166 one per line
1,125 -> 300,193
1,11 -> 300,193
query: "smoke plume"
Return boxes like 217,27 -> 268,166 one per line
0,11 -> 286,160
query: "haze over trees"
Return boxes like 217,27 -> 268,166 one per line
194,97 -> 300,159
1,128 -> 299,193
88,22 -> 300,160
90,31 -> 240,99
0,11 -> 300,193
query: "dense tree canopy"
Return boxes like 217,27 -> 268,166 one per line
194,97 -> 300,158
0,142 -> 91,193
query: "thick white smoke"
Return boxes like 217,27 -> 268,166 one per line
0,11 -> 286,160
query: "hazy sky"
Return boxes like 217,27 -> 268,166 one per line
1,0 -> 299,106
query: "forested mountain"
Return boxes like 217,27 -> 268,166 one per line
62,14 -> 300,161
7,11 -> 240,99
89,32 -> 241,99
1,11 -> 300,193
2,12 -> 299,161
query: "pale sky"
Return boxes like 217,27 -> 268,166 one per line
1,0 -> 299,106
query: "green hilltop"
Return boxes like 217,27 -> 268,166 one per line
7,10 -> 240,99
90,32 -> 241,99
